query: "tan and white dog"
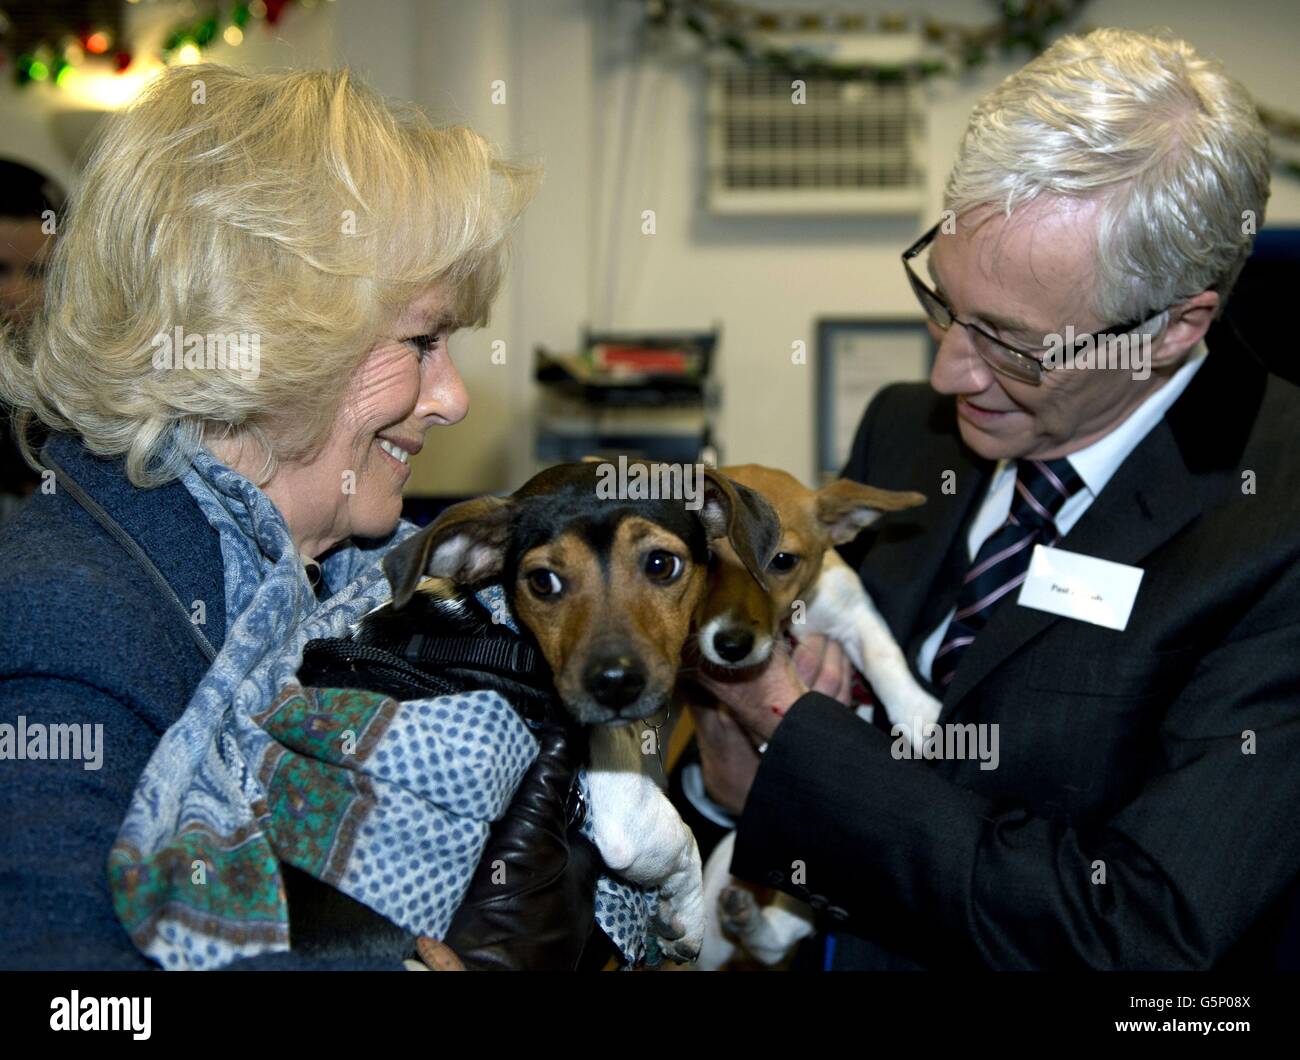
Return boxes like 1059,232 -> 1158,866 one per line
692,465 -> 942,970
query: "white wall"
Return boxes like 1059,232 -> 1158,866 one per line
338,0 -> 600,495
5,0 -> 1297,492
374,0 -> 1300,492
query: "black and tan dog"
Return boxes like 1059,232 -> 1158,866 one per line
359,460 -> 783,961
379,462 -> 778,726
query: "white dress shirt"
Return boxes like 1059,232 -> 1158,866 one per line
916,342 -> 1209,681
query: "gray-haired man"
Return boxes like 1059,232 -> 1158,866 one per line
697,28 -> 1298,970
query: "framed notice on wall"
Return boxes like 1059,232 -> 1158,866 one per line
816,318 -> 935,481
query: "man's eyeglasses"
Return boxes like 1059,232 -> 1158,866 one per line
902,222 -> 1166,386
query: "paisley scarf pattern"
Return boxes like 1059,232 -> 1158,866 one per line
107,444 -> 650,968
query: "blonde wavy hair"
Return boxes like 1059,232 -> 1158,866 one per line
945,28 -> 1271,328
0,64 -> 537,487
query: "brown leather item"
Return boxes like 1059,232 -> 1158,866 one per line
440,721 -> 606,971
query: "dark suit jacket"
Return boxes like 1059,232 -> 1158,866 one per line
731,345 -> 1300,969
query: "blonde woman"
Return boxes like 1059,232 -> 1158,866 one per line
0,66 -> 633,970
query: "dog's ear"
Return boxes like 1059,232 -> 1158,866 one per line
699,468 -> 781,591
815,479 -> 925,545
382,496 -> 513,609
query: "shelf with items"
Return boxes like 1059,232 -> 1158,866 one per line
534,327 -> 722,467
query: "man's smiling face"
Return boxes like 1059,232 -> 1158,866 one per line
926,198 -> 1171,462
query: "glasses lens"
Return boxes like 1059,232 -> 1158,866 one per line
908,274 -> 952,329
903,240 -> 1042,385
968,328 -> 1042,384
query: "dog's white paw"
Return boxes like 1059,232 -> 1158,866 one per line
652,881 -> 705,964
656,925 -> 702,964
718,884 -> 760,937
886,687 -> 943,749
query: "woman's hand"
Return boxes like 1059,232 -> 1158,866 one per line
408,936 -> 466,970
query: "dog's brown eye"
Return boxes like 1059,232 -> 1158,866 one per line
526,569 -> 562,597
769,552 -> 800,573
644,550 -> 683,583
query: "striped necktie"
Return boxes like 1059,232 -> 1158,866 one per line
931,457 -> 1084,690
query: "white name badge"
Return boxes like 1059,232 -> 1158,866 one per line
1016,545 -> 1144,631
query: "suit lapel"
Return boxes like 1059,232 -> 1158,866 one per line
852,345 -> 1262,716
854,452 -> 990,697
899,460 -> 989,684
940,419 -> 1203,717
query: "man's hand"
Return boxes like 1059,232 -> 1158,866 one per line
692,703 -> 762,816
791,634 -> 855,704
698,634 -> 857,745
692,635 -> 855,813
696,640 -> 808,744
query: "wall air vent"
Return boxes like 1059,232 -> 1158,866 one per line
706,33 -> 926,216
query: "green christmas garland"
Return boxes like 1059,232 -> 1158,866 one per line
652,0 -> 1300,177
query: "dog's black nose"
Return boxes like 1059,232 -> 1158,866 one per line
713,628 -> 755,663
585,655 -> 647,708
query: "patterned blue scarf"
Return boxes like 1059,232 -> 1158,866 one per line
107,445 -> 650,968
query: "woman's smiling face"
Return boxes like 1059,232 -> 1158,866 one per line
260,283 -> 469,556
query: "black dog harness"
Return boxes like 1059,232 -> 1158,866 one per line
297,586 -> 587,824
289,587 -> 596,964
